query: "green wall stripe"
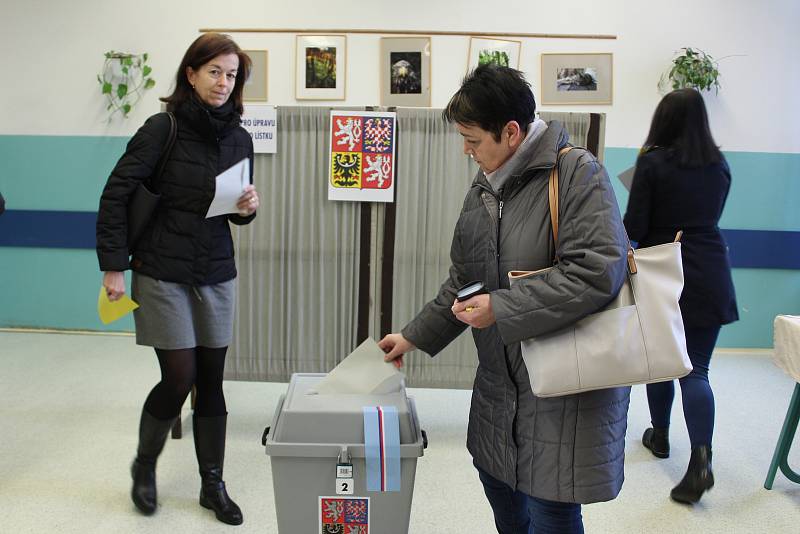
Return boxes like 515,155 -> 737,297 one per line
604,147 -> 800,230
0,247 -> 133,332
0,135 -> 129,211
1,135 -> 799,347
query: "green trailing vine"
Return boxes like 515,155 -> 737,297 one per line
97,51 -> 155,119
660,47 -> 721,94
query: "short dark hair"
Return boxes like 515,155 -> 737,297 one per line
161,33 -> 252,115
442,64 -> 537,141
643,88 -> 722,167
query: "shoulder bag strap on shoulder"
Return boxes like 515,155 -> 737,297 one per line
148,111 -> 177,194
548,146 -> 640,274
548,146 -> 574,251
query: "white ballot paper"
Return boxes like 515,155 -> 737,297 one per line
205,158 -> 249,218
309,337 -> 405,395
617,166 -> 635,191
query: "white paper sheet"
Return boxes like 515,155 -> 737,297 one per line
309,338 -> 405,395
205,158 -> 249,218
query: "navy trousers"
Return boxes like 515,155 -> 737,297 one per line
475,463 -> 584,534
646,325 -> 721,447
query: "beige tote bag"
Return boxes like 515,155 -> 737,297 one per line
509,148 -> 692,397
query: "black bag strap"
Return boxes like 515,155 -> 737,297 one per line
147,111 -> 177,194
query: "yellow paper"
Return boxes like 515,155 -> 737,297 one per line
97,286 -> 139,324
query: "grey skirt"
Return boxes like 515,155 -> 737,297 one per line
131,273 -> 236,349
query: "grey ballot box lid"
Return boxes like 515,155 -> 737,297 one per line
267,373 -> 421,453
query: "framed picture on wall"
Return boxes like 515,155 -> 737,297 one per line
295,35 -> 347,100
540,53 -> 613,105
243,50 -> 268,101
380,37 -> 431,107
467,37 -> 521,72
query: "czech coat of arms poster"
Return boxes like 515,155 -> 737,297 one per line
328,110 -> 396,202
320,496 -> 369,533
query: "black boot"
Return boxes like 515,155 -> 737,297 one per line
193,414 -> 243,525
642,427 -> 670,459
131,410 -> 176,515
671,446 -> 714,504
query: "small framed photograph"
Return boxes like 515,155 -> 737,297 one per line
380,37 -> 431,107
295,34 -> 347,100
243,50 -> 268,101
467,37 -> 521,72
540,53 -> 613,105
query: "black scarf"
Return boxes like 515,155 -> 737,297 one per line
179,95 -> 240,139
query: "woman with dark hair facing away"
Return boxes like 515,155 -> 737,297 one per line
624,88 -> 738,504
96,33 -> 259,525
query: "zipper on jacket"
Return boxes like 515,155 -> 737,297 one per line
477,185 -> 503,261
496,190 -> 504,260
192,286 -> 203,302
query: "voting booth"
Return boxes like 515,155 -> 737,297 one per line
263,341 -> 426,533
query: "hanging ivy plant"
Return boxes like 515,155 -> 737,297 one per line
659,47 -> 721,94
97,51 -> 155,120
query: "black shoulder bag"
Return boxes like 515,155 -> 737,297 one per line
126,112 -> 177,252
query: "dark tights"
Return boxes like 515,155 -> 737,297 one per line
646,325 -> 720,448
143,346 -> 228,420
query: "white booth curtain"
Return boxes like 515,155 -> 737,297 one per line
226,107 -> 603,388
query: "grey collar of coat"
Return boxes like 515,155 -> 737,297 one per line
485,119 -> 548,193
472,120 -> 571,197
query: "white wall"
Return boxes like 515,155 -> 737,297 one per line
3,0 -> 799,152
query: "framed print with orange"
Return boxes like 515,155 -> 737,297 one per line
296,35 -> 347,100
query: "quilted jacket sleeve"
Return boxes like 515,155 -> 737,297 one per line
228,136 -> 257,226
96,113 -> 171,272
491,150 -> 629,344
401,223 -> 470,357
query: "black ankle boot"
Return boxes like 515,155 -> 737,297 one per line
671,445 -> 714,504
642,427 -> 670,458
193,414 -> 243,526
131,410 -> 176,515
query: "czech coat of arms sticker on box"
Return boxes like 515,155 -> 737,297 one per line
320,496 -> 369,533
328,110 -> 396,203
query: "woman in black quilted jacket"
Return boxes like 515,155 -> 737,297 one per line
96,33 -> 259,525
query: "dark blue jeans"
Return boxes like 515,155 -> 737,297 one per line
646,325 -> 721,447
476,463 -> 584,534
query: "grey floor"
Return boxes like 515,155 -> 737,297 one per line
1,331 -> 799,533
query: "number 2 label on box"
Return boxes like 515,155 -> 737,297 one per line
336,478 -> 354,495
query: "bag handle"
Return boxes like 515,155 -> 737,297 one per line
547,147 -> 573,248
547,146 -> 640,274
147,111 -> 177,194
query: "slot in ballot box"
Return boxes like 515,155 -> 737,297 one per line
263,373 -> 426,534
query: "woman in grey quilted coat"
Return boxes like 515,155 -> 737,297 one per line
379,65 -> 630,534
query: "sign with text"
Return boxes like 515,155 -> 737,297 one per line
241,104 -> 277,154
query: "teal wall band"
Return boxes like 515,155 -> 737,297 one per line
1,137 -> 799,346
